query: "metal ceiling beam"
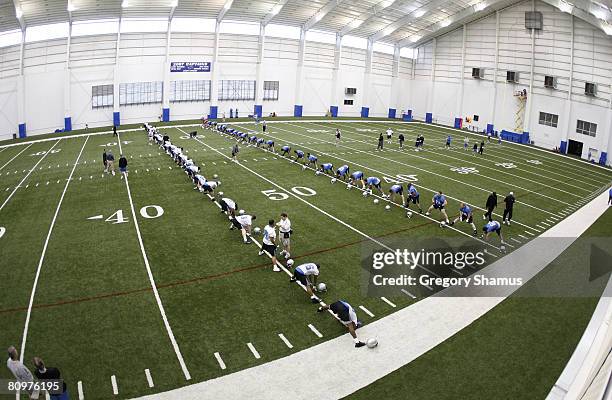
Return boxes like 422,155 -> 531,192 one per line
303,0 -> 346,31
397,0 -> 515,48
369,0 -> 448,42
262,0 -> 290,26
339,0 -> 397,36
217,0 -> 234,23
12,0 -> 25,31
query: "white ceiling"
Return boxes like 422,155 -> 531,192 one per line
1,0 -> 611,47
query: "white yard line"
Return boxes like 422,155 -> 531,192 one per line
519,234 -> 529,239
214,352 -> 227,370
0,140 -> 61,212
145,369 -> 154,388
381,297 -> 397,308
247,343 -> 261,359
401,288 -> 417,298
359,305 -> 375,317
0,143 -> 33,172
308,324 -> 323,338
18,137 -> 88,363
77,381 -> 84,400
278,333 -> 294,349
117,135 -> 191,381
111,375 -> 118,395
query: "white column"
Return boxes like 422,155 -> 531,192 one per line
113,27 -> 121,117
523,0 -> 536,134
294,28 -> 306,107
330,33 -> 342,107
362,38 -> 373,111
17,30 -> 25,135
390,44 -> 400,113
457,25 -> 466,117
561,15 -> 575,147
211,21 -> 221,105
427,38 -> 436,117
490,11 -> 500,125
255,23 -> 265,106
64,23 -> 72,128
162,18 -> 172,112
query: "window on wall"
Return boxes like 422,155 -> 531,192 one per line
119,82 -> 163,105
576,120 -> 597,137
538,112 -> 558,128
218,80 -> 256,101
263,81 -> 279,100
92,84 -> 114,109
170,80 -> 211,102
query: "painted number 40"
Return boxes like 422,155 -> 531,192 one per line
90,205 -> 164,224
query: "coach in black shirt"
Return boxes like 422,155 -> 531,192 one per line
503,191 -> 515,225
33,357 -> 68,399
484,191 -> 497,221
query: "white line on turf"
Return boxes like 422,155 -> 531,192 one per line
77,381 -> 84,400
214,352 -> 227,370
145,369 -> 154,388
381,297 -> 397,308
308,324 -> 323,338
0,140 -> 61,212
247,342 -> 261,359
511,238 -> 522,244
117,134 -> 192,381
359,305 -> 375,317
401,288 -> 416,298
0,143 -> 33,172
519,234 -> 529,239
111,375 -> 118,395
18,137 -> 88,365
278,333 -> 294,349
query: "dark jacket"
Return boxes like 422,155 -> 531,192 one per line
119,157 -> 127,168
504,194 -> 515,209
486,193 -> 497,209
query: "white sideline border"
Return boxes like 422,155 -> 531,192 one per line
132,188 -> 611,400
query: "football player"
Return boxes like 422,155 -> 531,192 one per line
425,191 -> 450,224
289,262 -> 322,303
317,300 -> 365,348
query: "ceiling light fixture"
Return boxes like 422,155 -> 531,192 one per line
121,0 -> 129,8
169,0 -> 178,7
414,9 -> 426,18
474,2 -> 487,11
67,2 -> 76,12
440,19 -> 451,27
409,35 -> 421,42
15,7 -> 23,18
270,4 -> 283,15
558,0 -> 573,13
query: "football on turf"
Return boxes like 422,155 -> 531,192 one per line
362,191 -> 368,197
331,178 -> 337,184
286,259 -> 294,267
439,221 -> 446,228
213,174 -> 219,179
406,211 -> 413,218
302,165 -> 307,170
315,171 -> 321,175
366,338 -> 378,348
346,184 -> 352,190
373,199 -> 379,204
500,245 -> 506,253
317,282 -> 327,292
385,205 -> 391,210
218,191 -> 224,196
239,209 -> 245,215
253,227 -> 261,234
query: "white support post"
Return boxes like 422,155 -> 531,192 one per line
113,25 -> 121,118
255,23 -> 265,106
63,23 -> 72,130
390,44 -> 400,112
17,29 -> 25,136
330,33 -> 342,107
211,21 -> 221,106
523,0 -> 536,134
490,11 -> 500,125
427,38 -> 436,117
457,25 -> 466,117
362,38 -> 373,111
294,28 -> 306,108
561,15 -> 574,148
162,18 -> 172,113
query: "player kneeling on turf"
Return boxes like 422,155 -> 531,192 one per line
388,184 -> 405,204
219,196 -> 237,216
482,220 -> 506,250
425,191 -> 450,224
294,149 -> 305,162
449,203 -> 477,235
405,183 -> 423,213
306,153 -> 318,168
289,262 -> 322,303
366,176 -> 384,196
280,145 -> 291,156
317,300 -> 365,348
320,162 -> 333,175
336,165 -> 350,181
266,140 -> 275,152
349,171 -> 365,189
231,214 -> 256,244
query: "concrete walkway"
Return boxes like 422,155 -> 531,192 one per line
135,190 -> 611,400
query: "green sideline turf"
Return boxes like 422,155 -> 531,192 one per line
0,119 -> 610,399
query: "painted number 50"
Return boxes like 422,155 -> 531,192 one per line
261,187 -> 317,201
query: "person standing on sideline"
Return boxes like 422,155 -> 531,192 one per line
335,128 -> 341,146
277,212 -> 292,259
386,127 -> 393,143
102,149 -> 108,173
112,125 -> 117,137
472,142 -> 478,155
479,140 -> 485,155
484,191 -> 497,221
231,143 -> 239,163
33,357 -> 69,400
503,191 -> 515,225
608,186 -> 612,205
106,151 -> 115,176
6,346 -> 37,399
464,136 -> 469,150
398,133 -> 405,149
377,133 -> 384,151
262,120 -> 267,133
259,219 -> 280,272
118,154 -> 128,178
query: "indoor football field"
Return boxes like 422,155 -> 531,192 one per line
0,119 -> 611,399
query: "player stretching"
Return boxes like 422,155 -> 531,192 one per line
449,203 -> 477,236
482,220 -> 506,251
349,171 -> 365,189
317,300 -> 365,348
366,176 -> 384,197
260,219 -> 280,272
266,140 -> 275,152
306,153 -> 318,169
425,191 -> 450,224
294,149 -> 305,163
388,184 -> 405,205
280,145 -> 291,157
289,262 -> 322,303
320,163 -> 333,175
336,164 -> 350,181
405,183 -> 423,213
231,213 -> 256,244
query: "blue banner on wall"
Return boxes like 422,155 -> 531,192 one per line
170,62 -> 211,72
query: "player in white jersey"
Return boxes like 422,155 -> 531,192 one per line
219,196 -> 237,216
317,300 -> 365,347
290,262 -> 322,303
259,219 -> 280,271
386,128 -> 393,143
231,214 -> 256,244
277,212 -> 291,258
193,174 -> 207,190
202,180 -> 219,195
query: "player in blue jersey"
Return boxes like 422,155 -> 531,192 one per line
449,203 -> 477,235
294,149 -> 305,162
336,164 -> 350,181
306,153 -> 318,168
366,176 -> 384,196
280,145 -> 291,156
482,220 -> 506,250
249,135 -> 258,145
320,162 -> 334,175
405,183 -> 423,213
266,140 -> 275,152
425,191 -> 450,224
256,137 -> 265,147
388,184 -> 405,204
348,171 -> 365,189
445,135 -> 452,149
